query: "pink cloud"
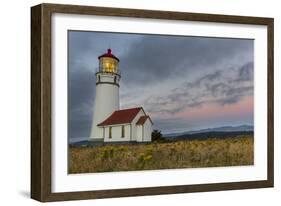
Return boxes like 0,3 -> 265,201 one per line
174,95 -> 253,120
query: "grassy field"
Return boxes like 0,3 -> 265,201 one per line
69,135 -> 253,173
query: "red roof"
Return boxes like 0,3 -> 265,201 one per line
98,49 -> 119,61
97,107 -> 142,126
136,115 -> 152,125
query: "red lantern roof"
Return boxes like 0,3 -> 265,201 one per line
98,49 -> 119,61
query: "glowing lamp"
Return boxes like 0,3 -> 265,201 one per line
98,49 -> 119,74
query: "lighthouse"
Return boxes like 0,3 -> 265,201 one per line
90,49 -> 121,140
90,49 -> 153,142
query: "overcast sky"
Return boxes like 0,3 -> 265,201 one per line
68,30 -> 254,139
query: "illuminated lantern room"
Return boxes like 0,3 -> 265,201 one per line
98,49 -> 119,74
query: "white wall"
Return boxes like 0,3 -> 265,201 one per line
143,120 -> 152,142
1,0 -> 280,206
104,124 -> 131,142
131,109 -> 145,141
136,125 -> 143,141
136,120 -> 152,142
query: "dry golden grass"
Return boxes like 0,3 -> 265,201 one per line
69,135 -> 253,173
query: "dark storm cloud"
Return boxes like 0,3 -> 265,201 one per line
69,69 -> 95,111
236,62 -> 254,82
142,62 -> 253,115
120,35 -> 252,86
68,68 -> 95,138
69,31 -> 97,58
68,119 -> 92,139
68,31 -> 143,74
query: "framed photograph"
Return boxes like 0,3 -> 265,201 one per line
31,3 -> 274,202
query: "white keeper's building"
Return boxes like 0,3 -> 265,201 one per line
89,49 -> 153,142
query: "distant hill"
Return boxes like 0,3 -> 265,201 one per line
164,125 -> 253,138
164,131 -> 253,141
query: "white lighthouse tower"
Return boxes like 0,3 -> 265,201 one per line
90,49 -> 121,140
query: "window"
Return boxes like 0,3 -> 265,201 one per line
121,125 -> 125,138
102,59 -> 117,73
114,76 -> 117,84
109,127 -> 112,139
